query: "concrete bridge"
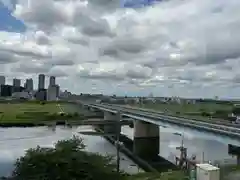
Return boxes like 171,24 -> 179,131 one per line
75,101 -> 240,159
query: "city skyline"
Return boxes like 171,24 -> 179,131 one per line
0,74 -> 59,91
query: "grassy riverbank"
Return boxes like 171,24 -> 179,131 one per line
0,101 -> 87,126
129,102 -> 235,122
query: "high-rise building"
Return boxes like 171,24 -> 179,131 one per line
47,85 -> 57,101
55,84 -> 60,97
26,78 -> 33,91
49,76 -> 55,86
38,74 -> 45,90
13,78 -> 21,87
0,76 -> 5,85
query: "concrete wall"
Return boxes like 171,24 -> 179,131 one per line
103,111 -> 120,134
133,121 -> 159,160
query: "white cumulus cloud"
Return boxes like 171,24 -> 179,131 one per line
0,0 -> 239,98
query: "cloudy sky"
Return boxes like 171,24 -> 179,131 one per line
0,0 -> 240,98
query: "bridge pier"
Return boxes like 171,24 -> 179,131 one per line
133,121 -> 159,160
102,111 -> 120,134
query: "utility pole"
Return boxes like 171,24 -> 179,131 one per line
116,111 -> 122,172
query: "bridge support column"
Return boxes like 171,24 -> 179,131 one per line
103,111 -> 120,134
133,121 -> 159,159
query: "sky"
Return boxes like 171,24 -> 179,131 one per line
0,0 -> 240,98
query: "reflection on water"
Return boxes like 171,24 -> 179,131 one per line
0,126 -> 141,177
121,126 -> 237,165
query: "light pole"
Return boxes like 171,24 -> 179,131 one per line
174,132 -> 186,168
115,111 -> 122,172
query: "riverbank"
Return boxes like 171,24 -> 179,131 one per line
0,101 -> 97,127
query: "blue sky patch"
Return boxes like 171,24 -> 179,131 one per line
0,1 -> 26,33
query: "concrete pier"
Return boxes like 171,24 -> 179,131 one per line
103,111 -> 121,134
133,121 -> 159,160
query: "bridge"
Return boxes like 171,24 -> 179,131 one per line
79,102 -> 240,160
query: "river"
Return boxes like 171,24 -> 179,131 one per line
0,126 -> 142,177
0,124 -> 238,177
121,125 -> 238,165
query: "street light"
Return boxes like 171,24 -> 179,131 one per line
173,132 -> 186,168
115,111 -> 122,172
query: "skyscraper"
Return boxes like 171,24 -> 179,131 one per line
0,76 -> 5,85
13,78 -> 21,87
38,74 -> 45,90
49,76 -> 55,87
26,78 -> 33,91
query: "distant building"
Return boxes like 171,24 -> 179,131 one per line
38,74 -> 45,90
12,86 -> 25,93
55,84 -> 60,97
26,78 -> 33,91
47,85 -> 57,101
49,76 -> 55,86
0,76 -> 5,85
13,78 -> 21,87
60,90 -> 71,99
12,92 -> 31,99
0,85 -> 12,97
35,89 -> 47,101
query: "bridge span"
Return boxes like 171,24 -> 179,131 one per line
76,102 -> 240,163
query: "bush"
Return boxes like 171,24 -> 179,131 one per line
73,112 -> 79,117
232,107 -> 240,115
212,109 -> 229,119
40,101 -> 46,105
201,111 -> 211,117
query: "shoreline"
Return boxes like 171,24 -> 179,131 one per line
0,120 -> 73,127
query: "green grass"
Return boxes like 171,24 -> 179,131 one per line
0,102 -> 85,123
131,102 -> 233,122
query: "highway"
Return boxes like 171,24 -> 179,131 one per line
86,103 -> 240,145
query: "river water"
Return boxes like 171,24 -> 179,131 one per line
0,126 -> 142,177
122,125 -> 238,165
0,124 -> 238,177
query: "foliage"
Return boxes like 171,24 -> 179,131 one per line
11,136 -> 124,180
232,107 -> 240,115
201,111 -> 211,117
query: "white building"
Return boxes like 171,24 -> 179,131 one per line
47,85 -> 57,101
12,92 -> 31,99
0,76 -> 5,85
38,74 -> 45,90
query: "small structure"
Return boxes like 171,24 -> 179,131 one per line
196,163 -> 220,180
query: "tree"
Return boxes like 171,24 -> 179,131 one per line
11,136 -> 125,180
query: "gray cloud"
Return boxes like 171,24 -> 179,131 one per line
13,61 -> 51,74
0,51 -> 18,64
17,0 -> 68,30
47,67 -> 68,77
7,0 -> 240,98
